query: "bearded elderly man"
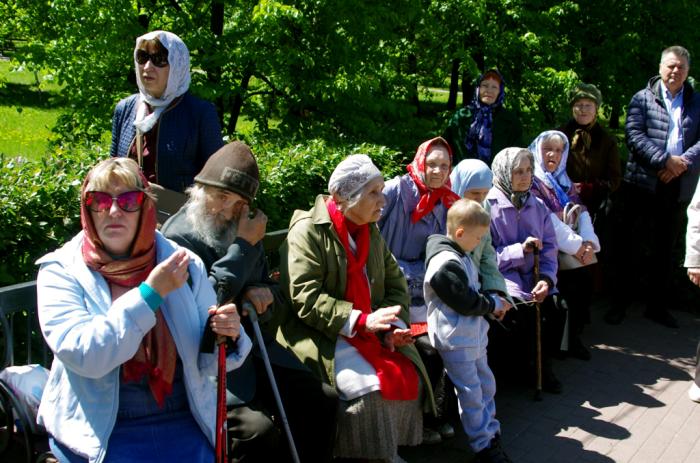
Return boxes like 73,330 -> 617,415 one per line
161,142 -> 338,463
606,45 -> 700,328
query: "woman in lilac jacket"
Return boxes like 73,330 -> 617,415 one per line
378,136 -> 459,444
485,147 -> 564,393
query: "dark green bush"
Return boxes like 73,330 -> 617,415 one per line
1,139 -> 404,284
0,147 -> 103,284
252,138 -> 405,230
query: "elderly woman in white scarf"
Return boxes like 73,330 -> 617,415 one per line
110,30 -> 224,193
528,130 -> 600,361
277,155 -> 434,462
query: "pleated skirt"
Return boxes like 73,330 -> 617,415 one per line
333,390 -> 422,460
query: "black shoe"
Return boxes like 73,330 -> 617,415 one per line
604,307 -> 625,325
542,363 -> 563,394
476,435 -> 512,463
568,337 -> 591,361
643,309 -> 679,329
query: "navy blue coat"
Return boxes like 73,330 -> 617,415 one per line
624,76 -> 700,201
161,208 -> 307,405
110,92 -> 224,193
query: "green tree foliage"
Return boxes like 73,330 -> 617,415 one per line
2,0 -> 435,151
4,0 -> 700,284
4,0 -> 700,146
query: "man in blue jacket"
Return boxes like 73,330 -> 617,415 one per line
606,45 -> 700,328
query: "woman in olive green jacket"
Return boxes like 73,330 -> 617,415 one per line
277,155 -> 434,461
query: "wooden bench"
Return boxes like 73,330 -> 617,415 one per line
0,280 -> 53,463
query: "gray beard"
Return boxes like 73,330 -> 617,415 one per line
184,201 -> 238,256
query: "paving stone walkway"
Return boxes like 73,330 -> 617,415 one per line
400,301 -> 700,463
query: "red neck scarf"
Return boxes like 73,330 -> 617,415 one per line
327,198 -> 418,401
407,137 -> 460,224
80,171 -> 176,407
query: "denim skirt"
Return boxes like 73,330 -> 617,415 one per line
50,364 -> 214,462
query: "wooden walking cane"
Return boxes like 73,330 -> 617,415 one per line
533,246 -> 543,401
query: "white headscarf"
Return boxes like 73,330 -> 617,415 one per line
528,130 -> 572,191
133,30 -> 191,133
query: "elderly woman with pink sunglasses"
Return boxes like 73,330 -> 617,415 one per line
36,157 -> 251,462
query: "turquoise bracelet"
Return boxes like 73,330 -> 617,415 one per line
139,282 -> 163,312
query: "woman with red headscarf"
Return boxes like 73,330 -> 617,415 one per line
35,157 -> 251,463
378,137 -> 460,444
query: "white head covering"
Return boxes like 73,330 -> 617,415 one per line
528,130 -> 572,190
328,154 -> 383,201
450,159 -> 493,197
133,30 -> 191,133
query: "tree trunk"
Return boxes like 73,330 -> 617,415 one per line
229,70 -> 253,134
137,1 -> 150,29
211,1 -> 224,36
461,68 -> 471,107
447,58 -> 460,110
210,1 -> 225,130
609,101 -> 620,129
407,53 -> 420,115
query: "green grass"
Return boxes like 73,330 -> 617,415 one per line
0,106 -> 61,160
0,60 -> 65,160
0,60 -> 62,91
423,86 -> 461,105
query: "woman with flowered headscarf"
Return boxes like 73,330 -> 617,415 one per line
277,154 -> 434,461
378,137 -> 459,444
529,130 -> 600,361
110,30 -> 224,193
36,157 -> 251,462
443,69 -> 524,166
485,148 -> 564,394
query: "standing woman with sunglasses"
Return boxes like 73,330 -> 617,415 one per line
35,157 -> 252,462
110,31 -> 224,193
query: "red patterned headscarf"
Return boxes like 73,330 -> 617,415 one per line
406,137 -> 460,223
80,165 -> 157,286
80,158 -> 176,408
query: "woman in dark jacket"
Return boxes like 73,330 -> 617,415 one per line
558,83 -> 621,218
443,69 -> 523,166
110,30 -> 224,193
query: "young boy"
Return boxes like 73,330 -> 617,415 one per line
423,198 -> 513,463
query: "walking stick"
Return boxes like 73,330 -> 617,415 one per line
215,335 -> 228,463
242,301 -> 301,463
532,246 -> 543,401
214,282 -> 230,463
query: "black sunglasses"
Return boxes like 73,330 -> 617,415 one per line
85,191 -> 145,213
135,49 -> 169,68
